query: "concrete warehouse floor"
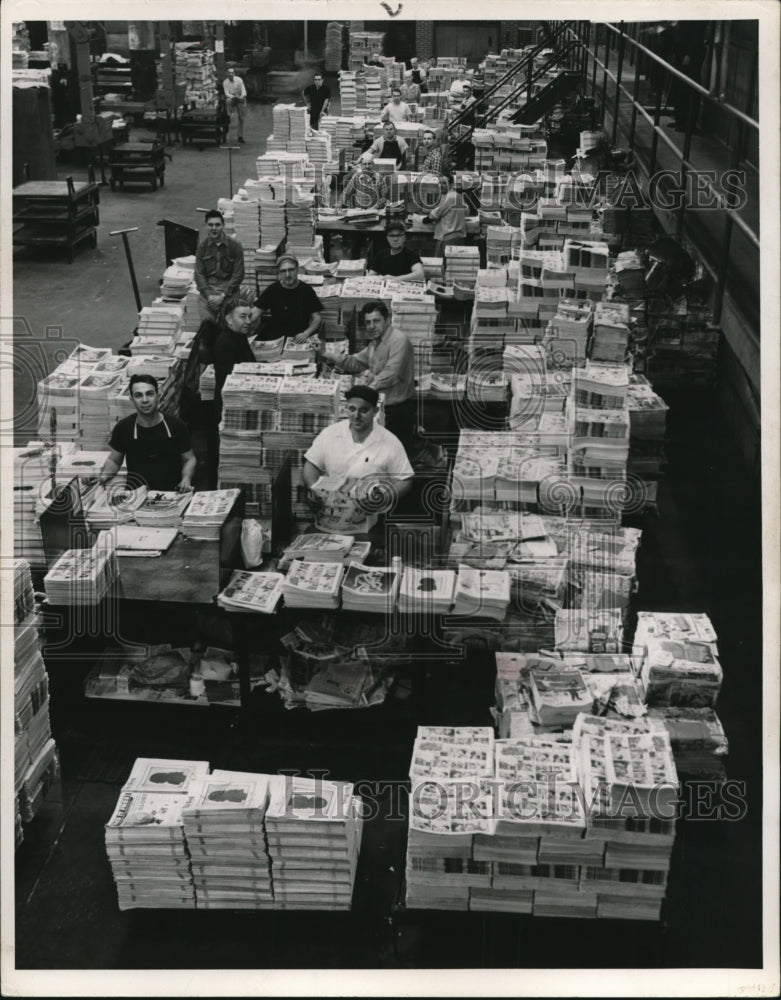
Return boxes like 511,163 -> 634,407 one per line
11,80 -> 764,974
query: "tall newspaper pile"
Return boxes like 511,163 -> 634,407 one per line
43,531 -> 118,605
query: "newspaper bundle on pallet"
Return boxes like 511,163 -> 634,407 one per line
633,611 -> 721,707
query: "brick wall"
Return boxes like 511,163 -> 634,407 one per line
415,21 -> 434,61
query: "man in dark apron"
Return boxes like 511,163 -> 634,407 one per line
99,373 -> 195,493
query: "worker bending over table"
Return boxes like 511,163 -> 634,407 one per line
99,373 -> 195,493
368,220 -> 425,281
255,254 -> 324,343
422,174 -> 469,257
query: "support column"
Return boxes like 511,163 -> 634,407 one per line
415,21 -> 434,62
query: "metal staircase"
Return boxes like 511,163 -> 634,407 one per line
446,21 -> 580,160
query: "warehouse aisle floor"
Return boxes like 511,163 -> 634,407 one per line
11,89 -> 764,973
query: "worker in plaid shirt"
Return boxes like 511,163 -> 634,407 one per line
416,129 -> 444,174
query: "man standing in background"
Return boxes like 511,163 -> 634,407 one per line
302,72 -> 331,130
223,65 -> 247,143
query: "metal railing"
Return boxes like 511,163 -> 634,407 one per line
563,20 -> 758,328
446,20 -> 575,139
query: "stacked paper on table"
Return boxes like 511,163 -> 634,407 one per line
398,567 -> 456,615
451,565 -> 511,621
181,488 -> 240,540
134,490 -> 192,528
217,570 -> 285,614
281,559 -> 345,609
43,532 -> 118,605
341,562 -> 400,614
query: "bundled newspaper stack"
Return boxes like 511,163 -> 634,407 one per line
554,607 -> 624,654
398,567 -> 457,616
43,531 -> 118,606
217,571 -> 285,614
325,22 -> 343,73
633,611 -> 722,708
264,775 -> 364,909
232,197 -> 260,272
84,484 -> 148,529
405,727 -> 496,911
282,560 -> 345,609
647,706 -> 728,782
572,714 -> 678,920
627,375 -> 668,480
14,559 -> 58,833
105,757 -> 209,910
591,301 -> 632,363
14,443 -> 69,567
255,244 -> 283,293
133,490 -> 192,528
285,196 -> 316,249
277,376 -> 339,440
160,263 -> 194,299
390,289 -> 437,346
182,770 -> 274,910
444,245 -> 480,288
37,369 -> 82,443
181,488 -> 240,540
303,660 -> 373,710
528,665 -> 593,727
259,198 -> 287,248
79,368 -> 127,443
280,532 -> 355,566
451,565 -> 511,621
341,562 -> 401,614
545,297 -> 594,365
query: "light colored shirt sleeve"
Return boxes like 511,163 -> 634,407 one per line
340,345 -> 372,373
368,335 -> 409,393
303,427 -> 330,472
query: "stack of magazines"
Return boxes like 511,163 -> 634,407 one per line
398,567 -> 457,616
105,758 -> 209,911
341,562 -> 401,614
633,611 -> 721,708
43,532 -> 118,606
451,565 -> 511,621
181,488 -> 240,540
134,490 -> 193,529
279,532 -> 356,568
182,770 -> 274,910
84,484 -> 147,529
264,775 -> 364,910
647,706 -> 728,782
528,665 -> 593,727
281,560 -> 345,609
217,570 -> 285,614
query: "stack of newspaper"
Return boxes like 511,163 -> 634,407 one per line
264,775 -> 363,909
451,565 -> 511,621
398,567 -> 456,616
444,245 -> 480,287
43,532 -> 118,606
84,484 -> 148,529
134,490 -> 193,528
554,608 -> 624,654
406,727 -> 495,911
647,706 -> 728,781
527,663 -> 592,726
105,758 -> 210,910
279,532 -> 360,568
590,302 -> 632,363
182,770 -> 274,910
14,559 -> 58,831
572,714 -> 678,920
181,488 -> 240,540
281,559 -> 345,609
633,611 -> 721,708
14,443 -> 70,567
217,570 -> 285,614
341,562 -> 401,614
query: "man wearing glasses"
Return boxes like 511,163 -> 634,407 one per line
254,254 -> 323,343
368,221 -> 425,282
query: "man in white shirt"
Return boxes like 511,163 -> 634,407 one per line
222,66 -> 247,143
381,87 -> 412,124
303,385 -> 414,529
